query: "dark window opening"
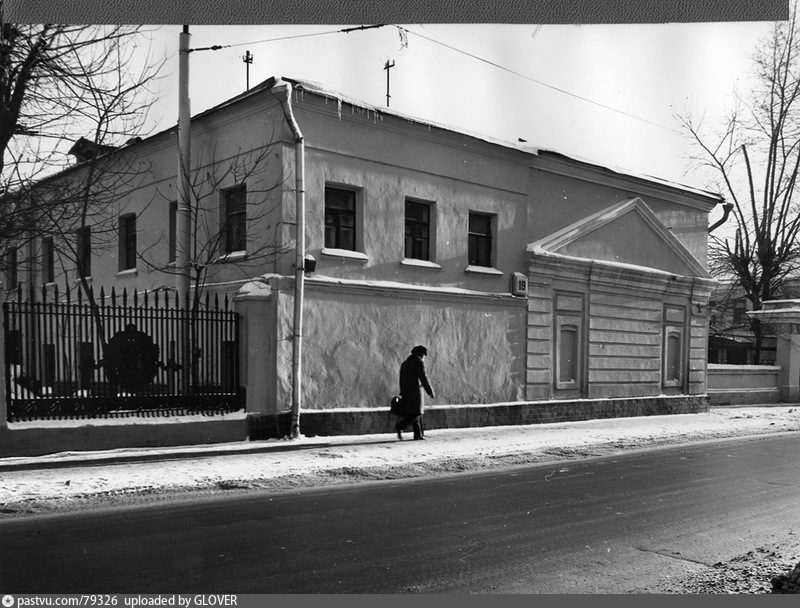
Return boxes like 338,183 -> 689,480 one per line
468,213 -> 492,267
325,187 -> 357,250
405,200 -> 431,260
222,185 -> 246,254
119,214 -> 137,271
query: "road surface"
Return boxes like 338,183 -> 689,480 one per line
2,433 -> 798,593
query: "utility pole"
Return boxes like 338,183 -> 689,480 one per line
384,59 -> 395,107
176,25 -> 192,398
176,25 -> 191,298
242,50 -> 253,90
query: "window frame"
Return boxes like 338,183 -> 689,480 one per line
76,226 -> 91,278
41,237 -> 55,284
6,246 -> 18,291
553,291 -> 586,393
221,184 -> 247,255
324,185 -> 358,251
662,305 -> 687,389
404,198 -> 433,261
468,212 -> 494,267
118,213 -> 137,272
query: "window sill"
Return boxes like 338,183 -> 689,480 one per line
465,265 -> 503,276
401,258 -> 442,270
216,251 -> 247,263
116,268 -> 138,278
321,248 -> 369,262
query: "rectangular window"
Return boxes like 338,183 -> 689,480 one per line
663,306 -> 687,388
221,185 -> 246,254
119,213 -> 137,271
42,237 -> 54,284
6,246 -> 18,290
76,227 -> 91,278
733,299 -> 747,324
554,292 -> 585,392
468,212 -> 493,267
405,199 -> 431,260
325,186 -> 357,250
169,200 -> 177,263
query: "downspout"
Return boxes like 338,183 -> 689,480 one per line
708,202 -> 733,233
271,79 -> 305,439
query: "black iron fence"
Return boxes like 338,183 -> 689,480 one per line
3,284 -> 243,421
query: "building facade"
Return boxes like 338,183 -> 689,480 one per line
3,76 -> 722,430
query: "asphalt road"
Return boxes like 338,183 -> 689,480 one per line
2,433 -> 799,593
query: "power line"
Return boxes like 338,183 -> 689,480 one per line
396,25 -> 677,132
189,24 -> 388,53
191,23 -> 676,132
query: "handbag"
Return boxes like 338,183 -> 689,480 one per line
390,395 -> 404,415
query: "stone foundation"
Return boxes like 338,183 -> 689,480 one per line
248,395 -> 710,439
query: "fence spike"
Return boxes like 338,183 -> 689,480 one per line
99,287 -> 105,307
144,289 -> 149,307
16,282 -> 21,302
111,286 -> 117,307
41,283 -> 47,304
133,288 -> 138,307
122,288 -> 128,307
53,283 -> 59,303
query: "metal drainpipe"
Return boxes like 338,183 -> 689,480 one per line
708,202 -> 734,233
271,79 -> 305,439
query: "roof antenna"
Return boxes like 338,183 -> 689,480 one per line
384,59 -> 395,107
243,50 -> 253,90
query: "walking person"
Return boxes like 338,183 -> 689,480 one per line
396,345 -> 435,441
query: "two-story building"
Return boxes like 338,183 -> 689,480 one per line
2,76 -> 723,443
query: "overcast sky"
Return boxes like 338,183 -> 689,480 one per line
141,22 -> 775,206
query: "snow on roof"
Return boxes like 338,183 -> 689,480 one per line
282,76 -> 721,203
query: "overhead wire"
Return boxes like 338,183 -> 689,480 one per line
395,25 -> 677,132
192,23 -> 676,132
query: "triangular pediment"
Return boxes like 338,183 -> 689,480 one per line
527,198 -> 710,278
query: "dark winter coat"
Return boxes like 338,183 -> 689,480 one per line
399,354 -> 434,417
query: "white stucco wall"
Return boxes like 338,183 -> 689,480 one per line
270,280 -> 528,411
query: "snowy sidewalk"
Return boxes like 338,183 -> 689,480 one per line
1,405 -> 799,514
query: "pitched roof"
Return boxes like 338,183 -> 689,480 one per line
527,197 -> 711,279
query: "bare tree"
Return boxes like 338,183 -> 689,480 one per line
140,140 -> 293,313
680,5 -> 800,362
0,7 -> 163,269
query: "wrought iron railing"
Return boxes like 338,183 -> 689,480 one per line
3,284 -> 243,421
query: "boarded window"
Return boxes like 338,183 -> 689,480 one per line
663,306 -> 686,388
554,292 -> 584,392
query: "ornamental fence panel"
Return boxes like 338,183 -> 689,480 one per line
3,284 -> 243,422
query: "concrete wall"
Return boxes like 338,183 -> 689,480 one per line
0,415 -> 248,458
706,364 -> 781,405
